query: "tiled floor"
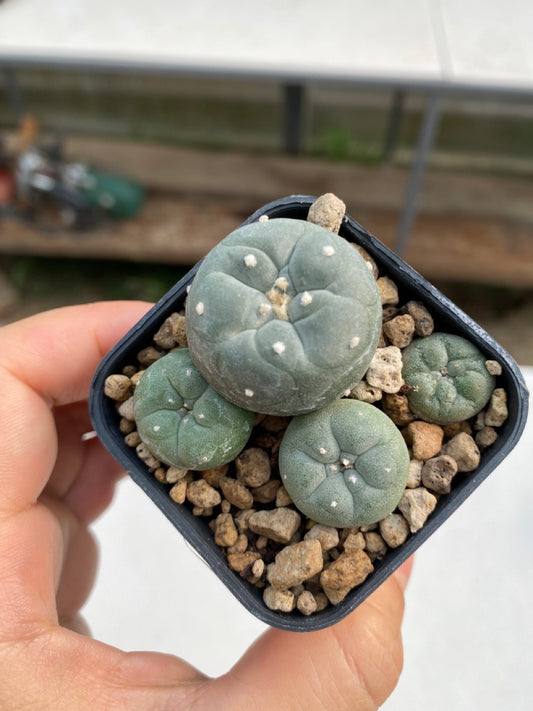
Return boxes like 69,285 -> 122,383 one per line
83,368 -> 533,710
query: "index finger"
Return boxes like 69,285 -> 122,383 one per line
0,301 -> 151,514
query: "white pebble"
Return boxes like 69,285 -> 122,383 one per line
349,336 -> 360,349
258,214 -> 269,222
272,341 -> 286,355
195,302 -> 205,315
244,388 -> 254,398
322,245 -> 335,257
244,254 -> 257,268
301,291 -> 313,306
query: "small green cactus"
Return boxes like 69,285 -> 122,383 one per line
185,217 -> 382,416
402,332 -> 496,424
278,399 -> 410,528
132,349 -> 254,470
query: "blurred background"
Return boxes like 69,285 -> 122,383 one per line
0,1 -> 531,710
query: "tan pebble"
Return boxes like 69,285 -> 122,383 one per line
442,421 -> 473,438
406,459 -> 423,488
382,306 -> 400,322
118,397 -> 135,421
169,479 -> 188,504
192,506 -> 213,517
263,586 -> 295,612
124,431 -> 141,447
227,533 -> 249,555
382,392 -> 415,426
267,540 -> 323,589
234,508 -> 256,534
236,447 -> 271,488
307,193 -> 346,233
219,476 -> 254,509
130,370 -> 145,388
304,524 -> 339,551
397,487 -> 438,533
171,315 -> 188,347
359,523 -> 378,532
122,365 -> 137,378
484,388 -> 508,427
473,412 -> 485,431
404,300 -> 434,337
379,513 -> 410,548
320,550 -> 374,605
442,432 -> 480,472
202,464 -> 229,488
485,359 -> 502,376
275,485 -> 293,507
297,590 -> 318,616
349,380 -> 383,404
119,417 -> 136,434
251,558 -> 265,580
249,507 -> 301,544
220,499 -> 231,514
228,551 -> 262,574
377,276 -> 399,305
252,480 -> 281,504
382,314 -> 415,348
166,466 -> 189,484
137,346 -> 162,366
104,374 -> 132,401
404,421 -> 444,461
364,532 -> 388,560
214,513 -> 239,547
291,584 -> 305,597
475,426 -> 498,450
366,346 -> 404,393
153,313 -> 180,350
343,532 -> 365,552
255,535 -> 269,550
314,591 -> 329,612
421,455 -> 458,494
153,467 -> 167,483
136,442 -> 160,469
186,479 -> 222,508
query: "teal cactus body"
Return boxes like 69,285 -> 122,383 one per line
402,333 -> 495,424
278,399 -> 410,528
185,218 -> 382,416
132,349 -> 254,470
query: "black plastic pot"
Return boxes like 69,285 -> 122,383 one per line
89,195 -> 529,632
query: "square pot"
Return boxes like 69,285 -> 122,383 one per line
89,195 -> 529,631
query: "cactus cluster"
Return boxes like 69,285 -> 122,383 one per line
131,213 -> 495,530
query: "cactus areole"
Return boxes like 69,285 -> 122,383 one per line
185,218 -> 382,416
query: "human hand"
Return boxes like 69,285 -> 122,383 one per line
0,301 -> 412,710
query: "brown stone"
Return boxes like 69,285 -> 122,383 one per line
405,421 -> 444,461
214,513 -> 239,547
442,432 -> 481,472
227,551 -> 262,574
104,374 -> 132,401
484,388 -> 508,427
363,532 -> 388,560
304,524 -> 339,551
421,455 -> 458,494
267,539 -> 324,589
263,586 -> 296,612
382,392 -> 416,426
186,479 -> 221,508
382,314 -> 416,348
171,315 -> 188,347
252,480 -> 281,504
249,507 -> 301,544
219,476 -> 254,509
404,300 -> 434,337
153,313 -> 180,350
379,513 -> 410,548
320,550 -> 374,605
297,591 -> 318,616
377,276 -> 399,305
307,192 -> 346,233
398,487 -> 438,533
235,447 -> 271,488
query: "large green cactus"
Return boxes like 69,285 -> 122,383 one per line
402,333 -> 496,424
132,349 -> 254,470
278,399 -> 410,527
185,218 -> 382,416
